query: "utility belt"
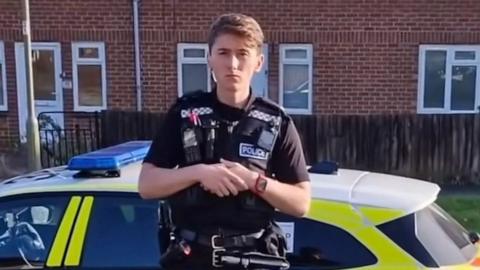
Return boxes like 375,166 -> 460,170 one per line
179,228 -> 264,249
160,223 -> 289,269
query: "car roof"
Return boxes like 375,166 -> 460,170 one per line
0,161 -> 439,215
309,169 -> 439,215
0,163 -> 139,197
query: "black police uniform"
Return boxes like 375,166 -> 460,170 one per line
143,89 -> 310,270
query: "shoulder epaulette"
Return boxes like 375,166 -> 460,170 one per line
253,97 -> 287,116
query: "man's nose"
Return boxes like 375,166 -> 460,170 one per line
227,55 -> 240,70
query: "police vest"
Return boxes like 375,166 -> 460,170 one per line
168,91 -> 284,232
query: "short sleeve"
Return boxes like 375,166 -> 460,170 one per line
143,104 -> 183,168
270,118 -> 310,184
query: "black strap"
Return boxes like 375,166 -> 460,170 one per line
179,229 -> 263,249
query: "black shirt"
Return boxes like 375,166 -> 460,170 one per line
144,91 -> 310,184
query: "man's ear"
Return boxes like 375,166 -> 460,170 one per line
255,53 -> 264,73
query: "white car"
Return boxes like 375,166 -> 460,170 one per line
0,141 -> 478,269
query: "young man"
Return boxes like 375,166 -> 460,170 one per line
139,13 -> 311,269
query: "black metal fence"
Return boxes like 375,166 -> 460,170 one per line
38,111 -> 101,168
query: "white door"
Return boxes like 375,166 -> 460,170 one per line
251,44 -> 269,98
15,43 -> 64,143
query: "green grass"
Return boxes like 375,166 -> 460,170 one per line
436,195 -> 480,233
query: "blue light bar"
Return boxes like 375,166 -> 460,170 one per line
67,141 -> 152,171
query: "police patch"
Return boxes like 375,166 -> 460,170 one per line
239,143 -> 268,160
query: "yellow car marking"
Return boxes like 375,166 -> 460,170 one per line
46,196 -> 82,267
65,196 -> 94,266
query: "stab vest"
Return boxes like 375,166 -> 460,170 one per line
168,91 -> 284,232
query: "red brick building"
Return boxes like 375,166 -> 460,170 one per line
0,0 -> 479,151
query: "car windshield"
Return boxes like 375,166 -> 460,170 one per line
0,195 -> 70,267
416,203 -> 477,266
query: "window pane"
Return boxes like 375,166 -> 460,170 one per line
451,66 -> 476,111
78,65 -> 103,107
32,50 -> 55,101
79,47 -> 99,59
0,63 -> 3,106
416,204 -> 476,266
184,48 -> 205,58
377,213 -> 438,267
182,63 -> 208,94
423,50 -> 446,108
283,64 -> 309,109
275,213 -> 377,269
454,51 -> 475,60
0,195 -> 70,263
285,49 -> 307,59
82,196 -> 161,268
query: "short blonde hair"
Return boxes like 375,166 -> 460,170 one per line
208,13 -> 264,54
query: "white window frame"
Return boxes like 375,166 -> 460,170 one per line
72,42 -> 107,112
177,43 -> 211,97
0,42 -> 7,111
279,44 -> 313,114
418,45 -> 480,114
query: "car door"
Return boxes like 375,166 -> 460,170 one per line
274,212 -> 378,270
70,193 -> 163,269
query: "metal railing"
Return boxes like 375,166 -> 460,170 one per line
37,111 -> 101,168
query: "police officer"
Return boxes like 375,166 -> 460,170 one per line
139,13 -> 311,270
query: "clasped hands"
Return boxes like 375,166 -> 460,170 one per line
196,159 -> 259,197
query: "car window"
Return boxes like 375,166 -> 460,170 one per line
377,212 -> 438,267
377,203 -> 476,267
415,203 -> 476,266
275,213 -> 377,270
0,195 -> 70,265
81,195 -> 162,268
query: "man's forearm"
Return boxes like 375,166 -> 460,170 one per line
138,163 -> 199,199
259,178 -> 311,217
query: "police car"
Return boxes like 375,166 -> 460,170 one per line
0,141 -> 479,269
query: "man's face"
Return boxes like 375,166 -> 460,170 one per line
208,33 -> 263,94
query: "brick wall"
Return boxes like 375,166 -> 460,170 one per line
0,0 -> 136,151
1,0 -> 480,151
139,0 -> 480,113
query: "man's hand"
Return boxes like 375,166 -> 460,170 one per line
196,163 -> 249,197
221,158 -> 311,217
220,159 -> 259,190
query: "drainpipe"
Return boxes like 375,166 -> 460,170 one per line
133,0 -> 142,111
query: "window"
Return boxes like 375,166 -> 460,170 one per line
415,204 -> 476,266
72,42 -> 107,111
418,45 -> 480,113
275,213 -> 377,269
82,195 -> 161,268
0,42 -> 6,111
0,195 -> 71,264
177,43 -> 211,96
377,203 -> 476,267
377,212 -> 438,267
279,44 -> 313,114
32,49 -> 56,103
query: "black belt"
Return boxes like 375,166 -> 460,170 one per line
179,229 -> 264,249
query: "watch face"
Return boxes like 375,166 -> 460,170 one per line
257,177 -> 267,192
